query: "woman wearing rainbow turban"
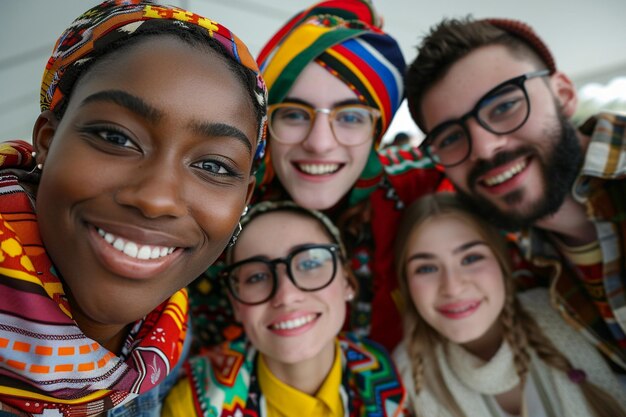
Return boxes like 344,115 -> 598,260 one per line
189,0 -> 448,353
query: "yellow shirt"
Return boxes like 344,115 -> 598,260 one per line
257,342 -> 344,417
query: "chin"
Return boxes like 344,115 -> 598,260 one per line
293,193 -> 341,211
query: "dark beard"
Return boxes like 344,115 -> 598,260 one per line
456,110 -> 584,231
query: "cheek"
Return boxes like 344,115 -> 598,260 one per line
186,184 -> 247,240
444,164 -> 471,190
351,142 -> 373,170
269,141 -> 291,168
408,279 -> 434,314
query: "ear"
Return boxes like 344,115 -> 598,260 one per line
342,265 -> 357,301
32,110 -> 59,166
549,71 -> 577,118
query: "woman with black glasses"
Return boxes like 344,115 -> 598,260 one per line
163,201 -> 407,417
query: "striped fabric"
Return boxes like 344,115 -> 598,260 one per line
517,112 -> 626,371
0,142 -> 189,416
255,0 -> 405,205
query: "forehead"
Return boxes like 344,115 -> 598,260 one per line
286,62 -> 357,106
407,214 -> 483,252
67,36 -> 257,142
234,211 -> 332,259
421,44 -> 538,130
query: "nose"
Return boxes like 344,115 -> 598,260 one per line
300,112 -> 340,154
115,159 -> 187,219
270,265 -> 305,307
439,267 -> 465,298
466,119 -> 508,162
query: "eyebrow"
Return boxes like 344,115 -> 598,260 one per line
81,90 -> 163,123
282,97 -> 364,108
190,121 -> 252,153
406,240 -> 487,262
81,90 -> 252,153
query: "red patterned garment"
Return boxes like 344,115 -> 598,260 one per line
0,141 -> 189,416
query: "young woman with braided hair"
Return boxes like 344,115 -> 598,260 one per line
392,193 -> 626,417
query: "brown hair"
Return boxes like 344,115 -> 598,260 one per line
405,16 -> 552,133
394,193 -> 626,417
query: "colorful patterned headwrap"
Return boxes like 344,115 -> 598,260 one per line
256,0 -> 406,204
40,0 -> 267,165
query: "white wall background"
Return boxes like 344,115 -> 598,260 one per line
2,0 -> 626,145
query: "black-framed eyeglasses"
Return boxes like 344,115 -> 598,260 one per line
268,102 -> 380,146
221,243 -> 341,305
421,69 -> 550,167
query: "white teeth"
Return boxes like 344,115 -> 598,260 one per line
113,238 -> 125,251
297,163 -> 340,175
137,245 -> 152,260
483,160 -> 527,187
97,227 -> 176,260
270,314 -> 317,330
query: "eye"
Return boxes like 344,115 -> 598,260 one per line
82,126 -> 140,151
437,130 -> 465,149
334,108 -> 370,126
294,248 -> 333,272
415,265 -> 438,274
296,258 -> 324,271
193,160 -> 230,175
491,98 -> 523,118
243,272 -> 271,285
275,107 -> 311,124
412,263 -> 438,274
461,253 -> 484,266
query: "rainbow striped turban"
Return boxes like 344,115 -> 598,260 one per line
256,0 -> 405,204
40,0 -> 267,165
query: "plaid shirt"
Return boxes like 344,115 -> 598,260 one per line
517,112 -> 626,371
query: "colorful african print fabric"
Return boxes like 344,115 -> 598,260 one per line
163,333 -> 408,417
0,141 -> 189,416
41,0 -> 267,166
515,112 -> 626,372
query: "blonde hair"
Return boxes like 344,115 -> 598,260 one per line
394,193 -> 626,417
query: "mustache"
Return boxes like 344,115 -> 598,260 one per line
468,147 -> 533,186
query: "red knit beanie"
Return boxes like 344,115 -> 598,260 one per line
482,18 -> 556,74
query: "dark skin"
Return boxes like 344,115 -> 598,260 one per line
31,36 -> 257,352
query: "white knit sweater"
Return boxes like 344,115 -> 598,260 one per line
393,288 -> 626,417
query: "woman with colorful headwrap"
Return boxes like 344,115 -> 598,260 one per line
189,0 -> 449,353
164,201 -> 408,417
0,1 -> 266,416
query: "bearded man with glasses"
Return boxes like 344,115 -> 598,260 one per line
405,17 -> 626,382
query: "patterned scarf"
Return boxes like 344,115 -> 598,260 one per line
255,0 -> 405,205
1,0 -> 267,414
41,0 -> 267,168
169,333 -> 407,417
0,141 -> 187,415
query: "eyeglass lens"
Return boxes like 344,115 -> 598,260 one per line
269,104 -> 376,146
226,246 -> 337,304
426,77 -> 533,167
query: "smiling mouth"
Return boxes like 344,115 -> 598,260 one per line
482,160 -> 528,187
97,227 -> 176,260
269,313 -> 318,330
294,163 -> 342,176
439,302 -> 480,315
